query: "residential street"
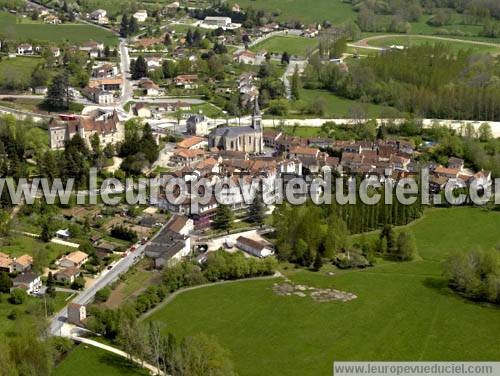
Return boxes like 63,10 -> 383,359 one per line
49,245 -> 144,335
118,38 -> 134,107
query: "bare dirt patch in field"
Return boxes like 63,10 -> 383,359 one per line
272,281 -> 357,302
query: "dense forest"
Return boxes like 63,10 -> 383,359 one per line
303,44 -> 500,121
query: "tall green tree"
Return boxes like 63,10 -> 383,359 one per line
132,55 -> 147,80
291,65 -> 301,100
44,72 -> 69,111
120,14 -> 129,37
213,205 -> 234,232
248,192 -> 265,226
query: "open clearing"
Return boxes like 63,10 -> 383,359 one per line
144,208 -> 500,376
230,0 -> 355,25
0,12 -> 117,46
250,35 -> 318,57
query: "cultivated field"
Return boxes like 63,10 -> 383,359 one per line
0,12 -> 117,46
144,208 -> 500,376
250,35 -> 318,57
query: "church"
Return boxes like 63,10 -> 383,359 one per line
208,99 -> 263,154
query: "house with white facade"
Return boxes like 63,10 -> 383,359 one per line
12,272 -> 42,295
236,236 -> 274,258
133,10 -> 148,22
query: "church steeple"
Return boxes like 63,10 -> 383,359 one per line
251,96 -> 261,130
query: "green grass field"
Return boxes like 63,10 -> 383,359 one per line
0,56 -> 43,87
144,208 -> 500,376
54,345 -> 149,376
250,35 -> 318,57
0,291 -> 72,337
230,0 -> 356,25
0,12 -> 117,46
366,35 -> 500,54
274,88 -> 400,119
0,234 -> 68,262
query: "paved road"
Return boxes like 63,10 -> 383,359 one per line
49,222 -> 169,336
119,38 -> 134,107
49,245 -> 145,335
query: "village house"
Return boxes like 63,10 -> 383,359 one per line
448,157 -> 465,171
0,255 -> 13,273
0,254 -> 33,273
145,55 -> 163,70
236,236 -> 274,258
89,9 -> 108,24
172,148 -> 206,166
49,46 -> 60,58
12,255 -> 33,273
234,50 -> 266,65
80,40 -> 105,53
139,78 -> 161,96
176,136 -> 207,150
91,63 -> 118,79
59,251 -> 89,269
133,10 -> 148,22
174,74 -> 199,89
55,229 -> 71,240
289,146 -> 320,160
16,43 -> 33,55
165,215 -> 194,236
68,303 -> 87,325
82,87 -> 114,105
12,272 -> 42,295
133,103 -> 152,118
44,14 -> 61,24
88,76 -> 122,92
33,86 -> 48,95
54,267 -> 81,284
48,110 -> 124,149
144,224 -> 191,268
202,16 -> 232,28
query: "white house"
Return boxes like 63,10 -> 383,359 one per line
236,236 -> 274,258
202,16 -> 231,28
12,272 -> 42,295
82,87 -> 114,105
133,10 -> 148,22
90,9 -> 108,24
17,43 -> 33,55
165,214 -> 194,236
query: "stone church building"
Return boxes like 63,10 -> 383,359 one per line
208,100 -> 263,154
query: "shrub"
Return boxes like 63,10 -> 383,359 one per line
95,287 -> 112,303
